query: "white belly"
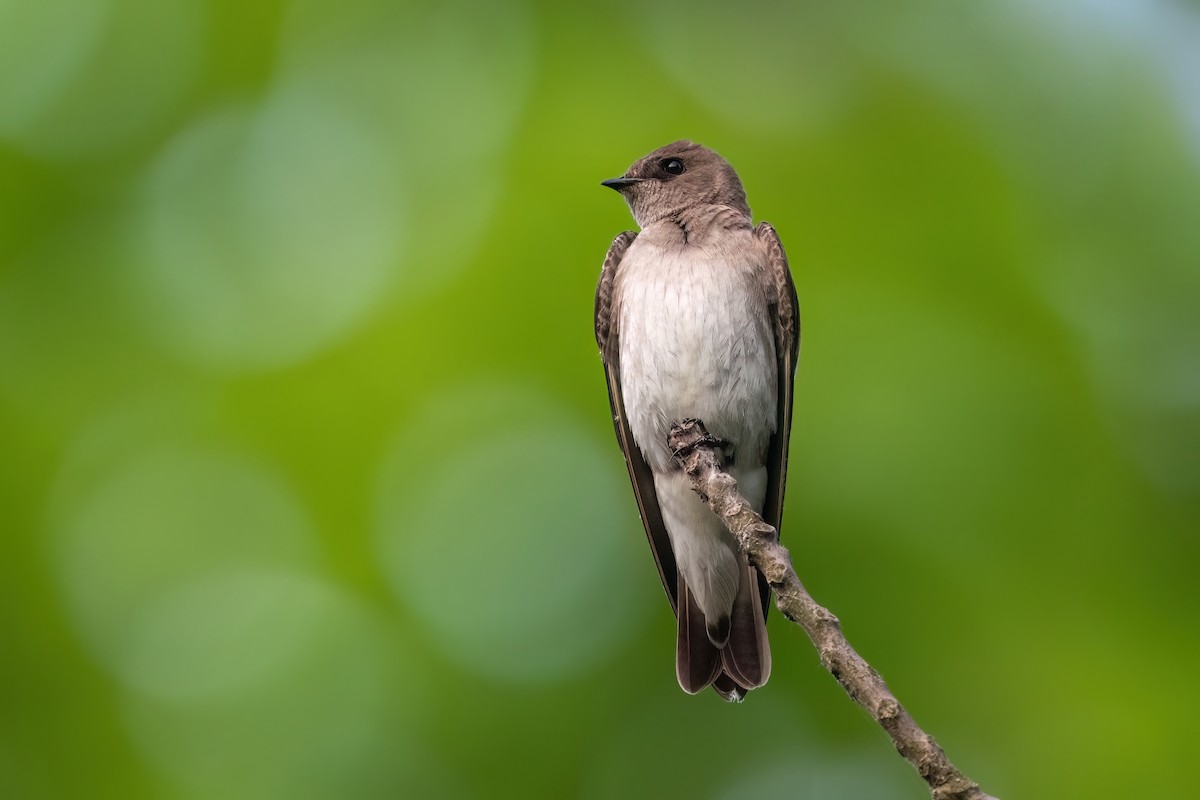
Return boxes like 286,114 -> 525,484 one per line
617,242 -> 777,475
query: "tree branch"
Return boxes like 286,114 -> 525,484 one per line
667,418 -> 998,800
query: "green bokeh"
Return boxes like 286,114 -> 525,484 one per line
2,1 -> 1198,798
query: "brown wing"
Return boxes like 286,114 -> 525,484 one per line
754,221 -> 800,616
595,231 -> 679,610
676,575 -> 722,693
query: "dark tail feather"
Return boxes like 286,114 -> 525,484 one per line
719,564 -> 772,690
710,673 -> 746,703
675,575 -> 722,694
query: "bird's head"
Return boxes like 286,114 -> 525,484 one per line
602,140 -> 750,228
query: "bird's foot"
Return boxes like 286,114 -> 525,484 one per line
669,418 -> 725,460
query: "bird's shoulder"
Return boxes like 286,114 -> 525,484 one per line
595,230 -> 637,362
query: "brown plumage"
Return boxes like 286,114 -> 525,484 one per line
595,141 -> 799,701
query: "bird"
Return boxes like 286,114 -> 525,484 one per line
595,141 -> 799,702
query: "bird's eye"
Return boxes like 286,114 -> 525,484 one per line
661,158 -> 686,175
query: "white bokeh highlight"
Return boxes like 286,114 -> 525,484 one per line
49,402 -> 430,797
120,568 -> 352,704
130,84 -> 404,370
375,383 -> 646,685
0,0 -> 203,158
51,437 -> 320,682
276,0 -> 536,299
119,570 -> 424,800
0,0 -> 109,137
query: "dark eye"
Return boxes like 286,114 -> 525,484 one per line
661,158 -> 686,175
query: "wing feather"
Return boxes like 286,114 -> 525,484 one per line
755,221 -> 800,618
595,232 -> 679,609
596,224 -> 798,702
676,575 -> 723,693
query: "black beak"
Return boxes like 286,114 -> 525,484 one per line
601,177 -> 643,191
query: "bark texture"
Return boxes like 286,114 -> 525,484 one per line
668,418 -> 998,800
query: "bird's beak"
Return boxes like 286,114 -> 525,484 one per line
601,177 -> 644,191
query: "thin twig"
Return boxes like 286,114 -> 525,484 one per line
667,418 -> 998,800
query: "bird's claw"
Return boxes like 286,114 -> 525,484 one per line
671,433 -> 724,461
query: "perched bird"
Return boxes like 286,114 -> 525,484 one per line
595,141 -> 799,701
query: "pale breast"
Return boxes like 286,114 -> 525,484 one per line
616,233 -> 777,473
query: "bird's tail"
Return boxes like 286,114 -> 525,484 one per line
675,565 -> 771,701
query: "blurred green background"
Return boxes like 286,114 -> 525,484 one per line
2,1 -> 1198,798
